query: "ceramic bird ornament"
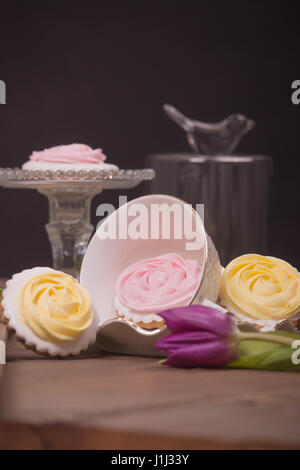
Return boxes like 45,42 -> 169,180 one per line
164,104 -> 255,156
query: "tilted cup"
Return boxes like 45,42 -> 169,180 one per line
80,194 -> 221,356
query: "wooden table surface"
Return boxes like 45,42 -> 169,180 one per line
0,326 -> 300,450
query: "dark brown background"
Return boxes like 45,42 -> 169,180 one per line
0,0 -> 299,277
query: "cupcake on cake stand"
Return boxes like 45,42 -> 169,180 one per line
0,144 -> 155,278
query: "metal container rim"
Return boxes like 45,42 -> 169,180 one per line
148,153 -> 273,164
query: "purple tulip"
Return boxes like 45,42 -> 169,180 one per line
155,305 -> 238,368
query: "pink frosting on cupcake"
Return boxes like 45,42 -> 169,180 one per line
116,253 -> 201,314
29,144 -> 107,164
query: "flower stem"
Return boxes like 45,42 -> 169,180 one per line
239,332 -> 294,347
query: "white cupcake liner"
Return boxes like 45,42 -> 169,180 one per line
113,296 -> 163,325
22,161 -> 119,172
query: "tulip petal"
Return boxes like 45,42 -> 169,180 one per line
155,331 -> 220,354
164,341 -> 236,368
158,305 -> 234,336
154,305 -> 238,368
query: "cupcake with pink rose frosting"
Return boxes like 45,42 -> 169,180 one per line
22,143 -> 119,173
114,252 -> 202,329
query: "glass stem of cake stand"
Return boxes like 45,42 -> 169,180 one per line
39,188 -> 102,279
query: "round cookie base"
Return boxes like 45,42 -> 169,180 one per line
117,313 -> 165,330
0,308 -> 57,358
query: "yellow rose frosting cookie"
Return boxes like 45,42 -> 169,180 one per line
2,267 -> 98,356
19,272 -> 92,342
220,254 -> 300,329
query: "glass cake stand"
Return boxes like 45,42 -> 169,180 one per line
0,167 -> 155,278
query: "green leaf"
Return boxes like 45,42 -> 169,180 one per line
227,332 -> 300,371
0,288 -> 2,299
158,358 -> 167,365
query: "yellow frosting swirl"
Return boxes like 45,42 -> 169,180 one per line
18,272 -> 93,342
221,254 -> 300,320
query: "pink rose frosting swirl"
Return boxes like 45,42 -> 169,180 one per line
116,253 -> 201,314
29,144 -> 107,164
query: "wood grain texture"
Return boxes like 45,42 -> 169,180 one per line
0,422 -> 298,450
1,337 -> 300,449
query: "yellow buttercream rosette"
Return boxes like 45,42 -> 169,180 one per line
18,272 -> 93,342
220,254 -> 300,321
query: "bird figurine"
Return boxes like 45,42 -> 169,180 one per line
163,104 -> 255,155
